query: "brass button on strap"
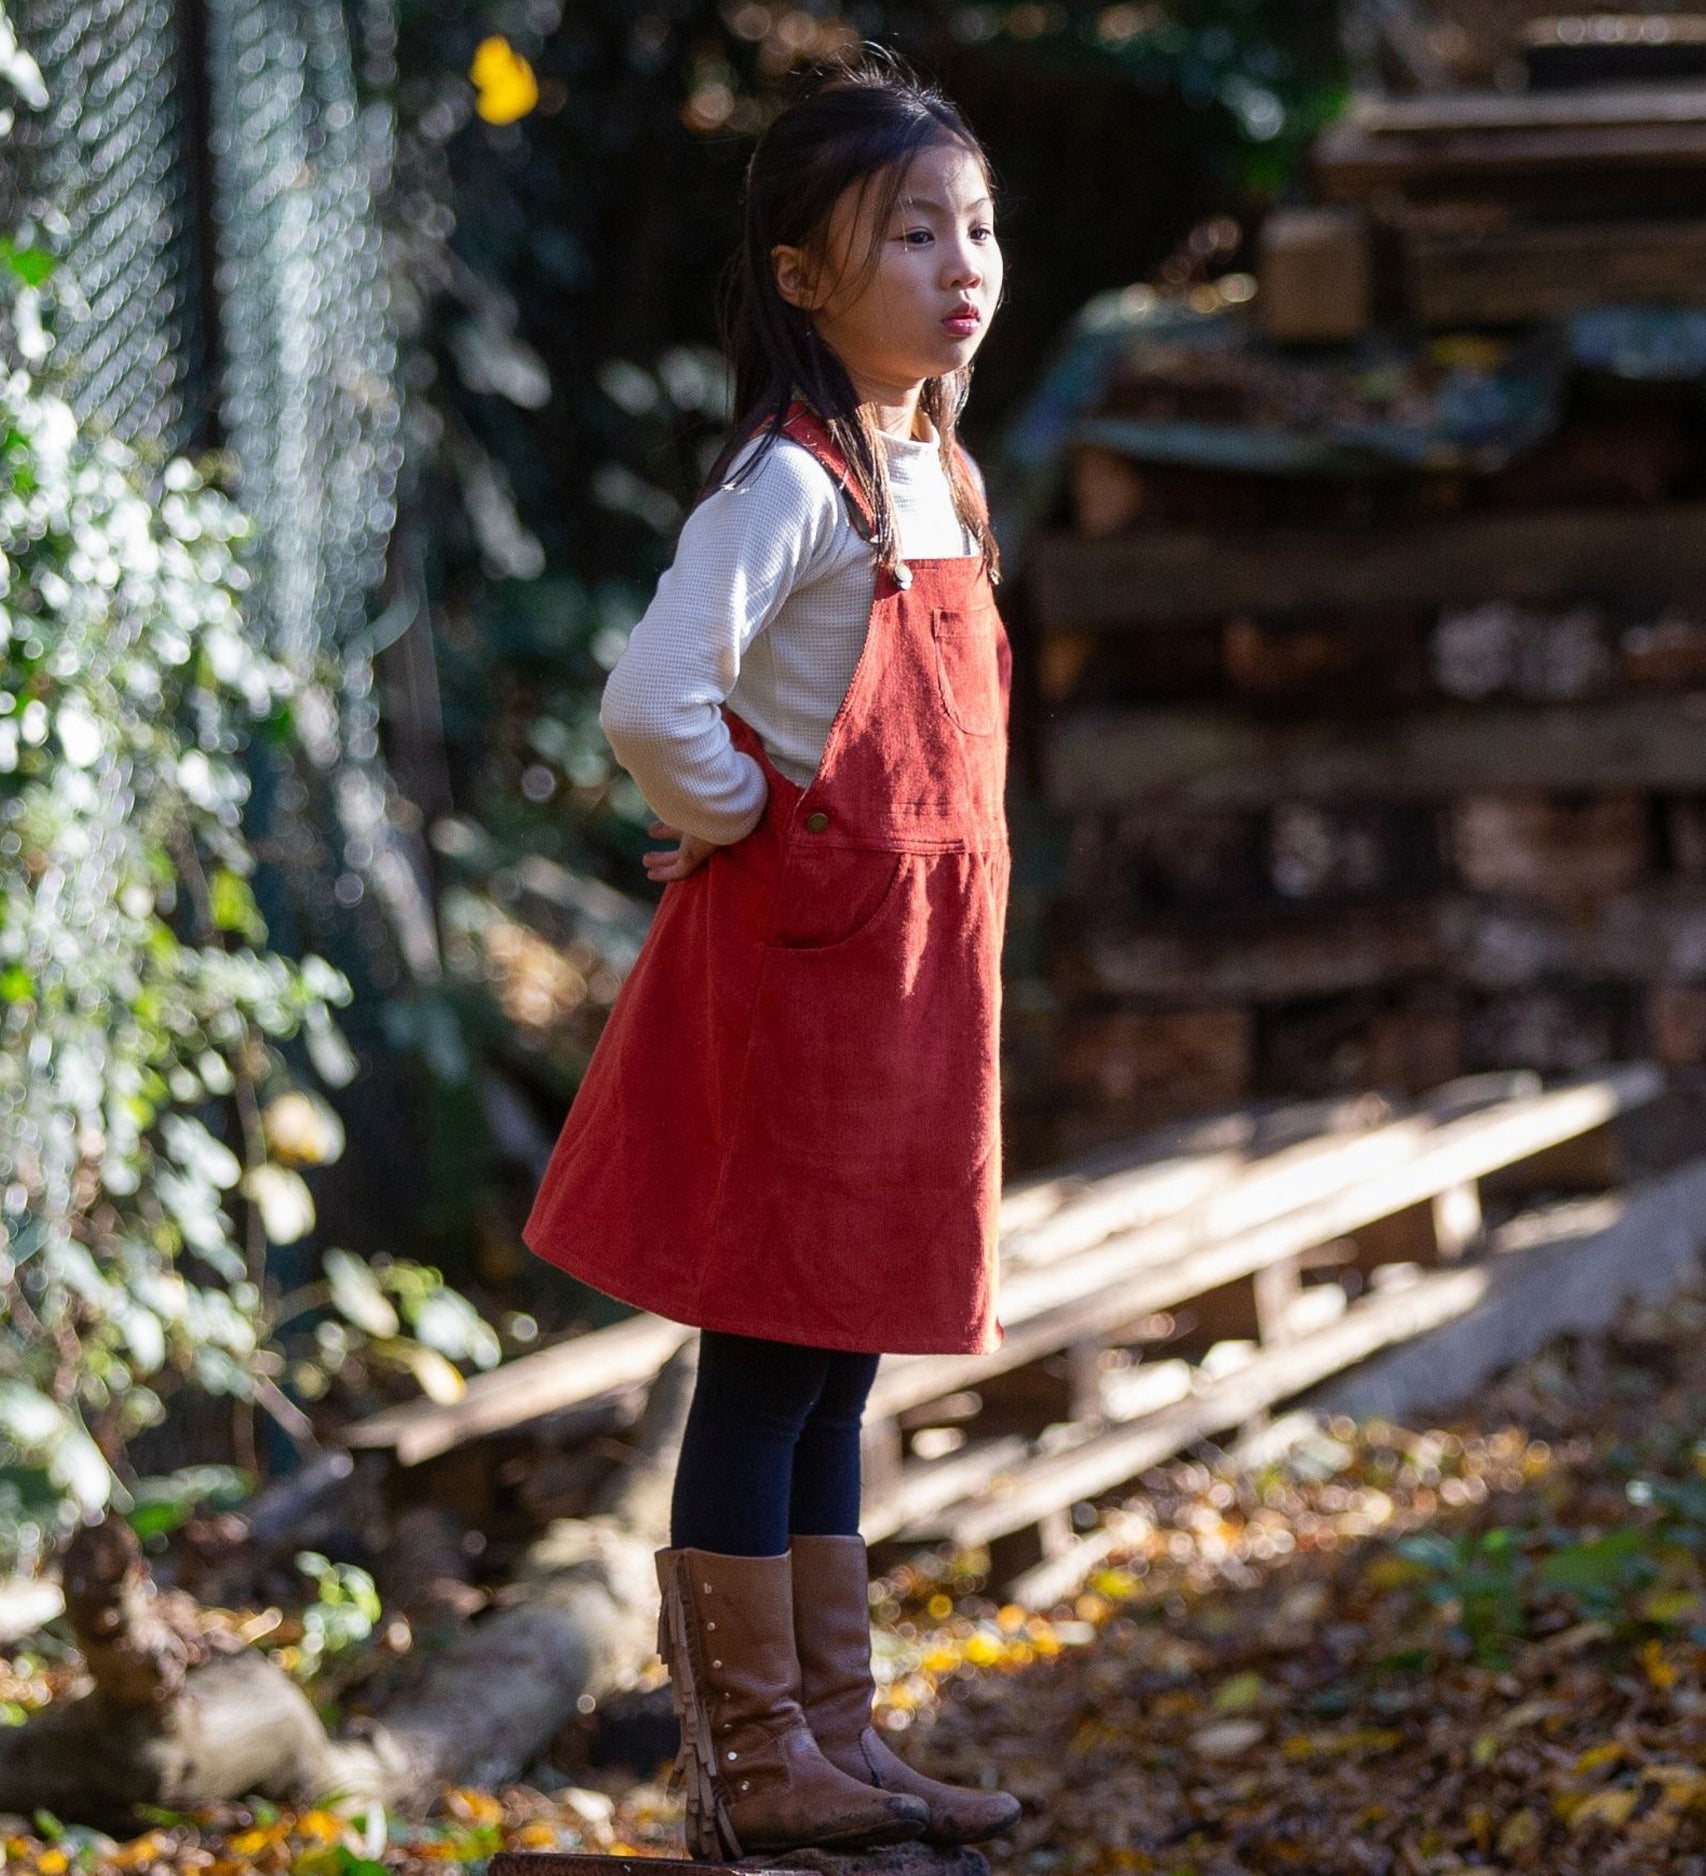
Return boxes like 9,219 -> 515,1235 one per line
804,810 -> 830,833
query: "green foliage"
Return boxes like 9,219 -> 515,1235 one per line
290,1550 -> 382,1682
1393,1470 -> 1706,1665
0,13 -> 362,1563
279,1248 -> 502,1406
124,1463 -> 251,1541
1396,1528 -> 1530,1665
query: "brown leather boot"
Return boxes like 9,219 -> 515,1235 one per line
789,1533 -> 1024,1846
654,1547 -> 930,1860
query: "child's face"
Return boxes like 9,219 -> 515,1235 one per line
774,140 -> 1002,407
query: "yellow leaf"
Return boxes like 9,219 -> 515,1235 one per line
446,1786 -> 505,1826
296,1811 -> 349,1845
1569,1786 -> 1638,1830
38,1852 -> 69,1875
1639,1586 -> 1702,1625
1644,1763 -> 1706,1794
263,1090 -> 345,1168
1573,1740 -> 1627,1776
1282,1727 -> 1403,1760
110,1833 -> 174,1870
390,1339 -> 465,1404
513,1822 -> 559,1847
1644,1638 -> 1680,1689
229,1822 -> 289,1854
469,36 -> 539,124
1497,1809 -> 1541,1855
1212,1671 -> 1266,1712
1471,1731 -> 1499,1767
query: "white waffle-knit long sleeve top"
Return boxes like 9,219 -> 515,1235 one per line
598,416 -> 981,846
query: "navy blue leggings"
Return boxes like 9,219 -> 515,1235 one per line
670,1330 -> 881,1555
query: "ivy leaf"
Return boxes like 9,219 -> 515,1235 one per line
209,866 -> 267,941
323,1247 -> 400,1339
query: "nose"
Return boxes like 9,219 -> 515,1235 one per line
942,234 -> 983,291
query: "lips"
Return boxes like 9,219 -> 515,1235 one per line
942,305 -> 981,334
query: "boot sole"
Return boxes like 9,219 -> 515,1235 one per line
740,1815 -> 928,1856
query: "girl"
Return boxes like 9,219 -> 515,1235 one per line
525,49 -> 1020,1862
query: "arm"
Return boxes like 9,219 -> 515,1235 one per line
599,440 -> 844,850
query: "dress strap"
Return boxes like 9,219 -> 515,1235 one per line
780,401 -> 989,545
780,401 -> 877,542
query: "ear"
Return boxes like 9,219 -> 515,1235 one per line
771,242 -> 825,311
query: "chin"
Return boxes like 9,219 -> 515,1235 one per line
921,343 -> 982,378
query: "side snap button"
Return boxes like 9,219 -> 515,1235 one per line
804,810 -> 830,834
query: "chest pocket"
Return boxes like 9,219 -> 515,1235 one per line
932,605 -> 1003,737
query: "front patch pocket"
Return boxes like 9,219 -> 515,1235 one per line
932,606 -> 1002,737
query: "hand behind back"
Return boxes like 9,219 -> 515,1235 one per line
644,820 -> 718,882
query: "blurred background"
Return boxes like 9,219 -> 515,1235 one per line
9,0 -> 1706,1840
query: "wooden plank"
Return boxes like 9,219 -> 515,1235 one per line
344,1315 -> 693,1466
1030,506 -> 1706,630
910,1264 -> 1492,1548
867,1069 -> 1659,1424
1046,700 -> 1706,810
861,1435 -> 1031,1544
1349,81 -> 1706,134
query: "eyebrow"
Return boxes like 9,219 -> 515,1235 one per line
896,195 -> 994,215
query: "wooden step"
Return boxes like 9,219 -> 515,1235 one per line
868,1068 -> 1656,1427
901,1263 -> 1491,1548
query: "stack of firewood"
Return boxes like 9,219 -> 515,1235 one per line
994,4 -> 1706,1167
1251,5 -> 1706,343
1008,356 -> 1706,1165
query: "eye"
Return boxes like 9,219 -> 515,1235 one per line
971,224 -> 995,242
901,228 -> 933,246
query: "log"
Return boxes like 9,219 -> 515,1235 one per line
0,1346 -> 700,1827
1073,900 -> 1443,1001
1256,207 -> 1373,343
1317,96 -> 1706,200
323,1340 -> 697,1808
1648,982 -> 1706,1067
1077,886 -> 1706,1000
1405,216 -> 1706,326
1046,698 -> 1706,809
1347,83 -> 1706,136
1449,793 -> 1649,912
1031,506 -> 1706,629
0,1519 -> 332,1830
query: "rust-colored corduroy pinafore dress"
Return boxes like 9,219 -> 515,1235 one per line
524,405 -> 1011,1355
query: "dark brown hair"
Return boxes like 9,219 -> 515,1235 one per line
701,47 -> 1000,581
